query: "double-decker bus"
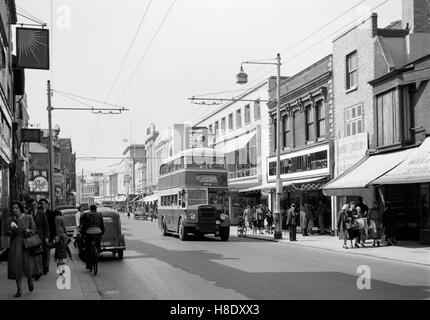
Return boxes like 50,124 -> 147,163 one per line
158,148 -> 230,241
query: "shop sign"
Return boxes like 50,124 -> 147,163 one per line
335,132 -> 368,177
30,176 -> 49,192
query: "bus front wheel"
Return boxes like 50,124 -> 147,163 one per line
178,219 -> 188,241
220,227 -> 230,241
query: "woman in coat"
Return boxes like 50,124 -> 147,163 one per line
337,204 -> 350,249
54,210 -> 70,267
368,201 -> 383,247
7,201 -> 38,297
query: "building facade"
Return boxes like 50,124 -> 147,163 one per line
267,55 -> 335,231
195,80 -> 271,224
324,0 -> 430,243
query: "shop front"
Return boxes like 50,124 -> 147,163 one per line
370,138 -> 430,244
324,138 -> 430,243
267,142 -> 333,232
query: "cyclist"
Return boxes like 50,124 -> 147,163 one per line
80,204 -> 105,270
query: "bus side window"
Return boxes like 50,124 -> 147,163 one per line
178,192 -> 182,207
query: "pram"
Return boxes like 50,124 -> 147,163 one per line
237,217 -> 247,237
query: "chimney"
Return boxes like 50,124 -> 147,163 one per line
402,0 -> 430,33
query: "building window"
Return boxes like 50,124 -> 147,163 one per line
245,105 -> 251,124
214,121 -> 219,137
305,107 -> 314,141
228,113 -> 233,130
254,100 -> 261,120
316,100 -> 326,138
282,115 -> 290,148
236,109 -> 242,128
208,124 -> 213,136
376,89 -> 400,147
221,117 -> 226,135
346,51 -> 358,90
345,104 -> 364,137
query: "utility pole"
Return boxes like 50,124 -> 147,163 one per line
47,80 -> 56,210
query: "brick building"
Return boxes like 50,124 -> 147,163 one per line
267,55 -> 334,233
324,0 -> 430,243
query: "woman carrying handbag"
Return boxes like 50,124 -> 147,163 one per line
6,201 -> 39,298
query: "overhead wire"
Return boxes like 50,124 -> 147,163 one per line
115,0 -> 177,104
183,0 -> 371,124
188,0 -> 392,125
93,0 -> 177,157
87,0 -> 154,155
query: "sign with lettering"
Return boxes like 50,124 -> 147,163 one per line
335,132 -> 368,177
30,176 -> 49,192
196,175 -> 218,186
21,129 -> 41,143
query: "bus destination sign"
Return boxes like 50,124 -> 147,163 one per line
196,174 -> 218,186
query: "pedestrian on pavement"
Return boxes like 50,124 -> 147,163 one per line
7,201 -> 38,298
74,205 -> 85,245
337,204 -> 350,249
356,206 -> 368,247
39,199 -> 55,276
281,207 -> 288,235
299,204 -> 307,236
150,204 -> 155,222
243,205 -> 252,232
316,200 -> 329,235
256,205 -> 264,234
368,200 -> 383,247
54,209 -> 71,267
265,208 -> 274,234
251,205 -> 258,235
28,199 -> 49,280
286,203 -> 299,241
382,202 -> 398,246
347,202 -> 360,248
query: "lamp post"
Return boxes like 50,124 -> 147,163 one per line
236,54 -> 283,239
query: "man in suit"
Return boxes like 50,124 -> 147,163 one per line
28,199 -> 50,279
286,203 -> 299,241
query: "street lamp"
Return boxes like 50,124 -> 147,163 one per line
236,54 -> 283,240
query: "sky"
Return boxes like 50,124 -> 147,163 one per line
15,0 -> 402,176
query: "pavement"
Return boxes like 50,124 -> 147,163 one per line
0,246 -> 101,300
231,226 -> 430,266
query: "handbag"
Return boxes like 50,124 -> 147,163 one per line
23,234 -> 42,250
28,245 -> 43,256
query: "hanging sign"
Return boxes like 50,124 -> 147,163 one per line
16,28 -> 50,70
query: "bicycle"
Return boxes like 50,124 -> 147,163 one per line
86,237 -> 99,276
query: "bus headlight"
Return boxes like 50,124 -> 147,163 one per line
189,213 -> 197,220
220,213 -> 229,221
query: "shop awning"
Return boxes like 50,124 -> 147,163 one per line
239,176 -> 327,193
215,131 -> 256,154
142,193 -> 158,203
322,149 -> 410,196
130,194 -> 142,203
371,138 -> 430,185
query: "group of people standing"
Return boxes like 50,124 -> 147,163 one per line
6,199 -> 71,298
282,200 -> 330,238
337,200 -> 398,249
242,204 -> 273,235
